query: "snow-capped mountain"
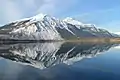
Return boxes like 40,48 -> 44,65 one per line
0,13 -> 118,40
0,42 -> 118,69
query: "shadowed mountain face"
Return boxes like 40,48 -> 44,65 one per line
0,42 -> 118,69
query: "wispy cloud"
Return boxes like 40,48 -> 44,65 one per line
69,6 -> 120,32
0,0 -> 44,25
0,0 -> 78,25
36,0 -> 78,16
0,0 -> 23,25
72,6 -> 119,18
1,0 -> 119,32
36,0 -> 56,15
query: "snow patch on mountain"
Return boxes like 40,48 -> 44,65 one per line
31,13 -> 47,22
63,17 -> 83,25
0,13 -> 117,40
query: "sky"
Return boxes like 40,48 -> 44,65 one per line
0,0 -> 120,32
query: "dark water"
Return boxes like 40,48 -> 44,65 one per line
0,42 -> 120,80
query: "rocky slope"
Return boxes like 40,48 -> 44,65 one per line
0,13 -> 118,40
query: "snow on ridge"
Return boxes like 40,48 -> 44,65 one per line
63,17 -> 97,28
2,13 -> 97,29
63,17 -> 83,25
1,13 -> 114,40
4,13 -> 48,24
83,24 -> 96,27
31,13 -> 47,22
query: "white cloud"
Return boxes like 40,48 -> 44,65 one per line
72,7 -> 116,18
0,0 -> 57,25
36,0 -> 56,15
68,6 -> 120,32
22,0 -> 36,8
0,0 -> 23,24
0,0 -> 78,25
36,0 -> 78,16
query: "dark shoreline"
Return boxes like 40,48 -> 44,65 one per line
0,39 -> 64,44
0,38 -> 120,44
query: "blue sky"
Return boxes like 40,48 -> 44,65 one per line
0,0 -> 120,32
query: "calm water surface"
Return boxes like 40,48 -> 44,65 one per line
0,42 -> 120,80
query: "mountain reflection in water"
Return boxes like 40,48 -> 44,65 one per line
0,42 -> 118,69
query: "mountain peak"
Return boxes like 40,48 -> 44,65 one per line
31,13 -> 48,21
0,13 -> 117,40
63,17 -> 83,25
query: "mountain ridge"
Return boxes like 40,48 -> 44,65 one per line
0,13 -> 119,40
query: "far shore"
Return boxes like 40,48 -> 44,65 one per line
65,38 -> 120,43
0,38 -> 120,43
0,38 -> 120,44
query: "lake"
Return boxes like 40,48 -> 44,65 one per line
0,42 -> 120,80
